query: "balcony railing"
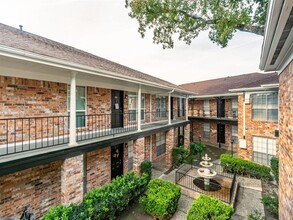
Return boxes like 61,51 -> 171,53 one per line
0,110 -> 175,157
189,110 -> 238,119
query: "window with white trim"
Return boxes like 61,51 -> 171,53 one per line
252,136 -> 276,166
232,99 -> 238,117
128,92 -> 145,121
204,100 -> 210,116
231,125 -> 238,144
203,123 -> 210,139
68,86 -> 86,128
156,96 -> 167,118
127,141 -> 134,171
252,92 -> 278,122
156,132 -> 166,156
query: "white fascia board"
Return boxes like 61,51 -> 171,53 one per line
189,92 -> 241,99
260,0 -> 284,70
0,44 -> 194,95
229,84 -> 279,92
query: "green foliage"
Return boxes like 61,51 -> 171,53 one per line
140,160 -> 152,183
172,146 -> 189,168
190,142 -> 205,155
270,157 -> 279,184
42,172 -> 148,220
139,178 -> 181,219
261,195 -> 279,216
220,154 -> 271,180
247,210 -> 266,220
187,195 -> 234,220
125,0 -> 267,48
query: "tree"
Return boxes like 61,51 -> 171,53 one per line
125,0 -> 268,48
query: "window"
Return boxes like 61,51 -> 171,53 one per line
127,141 -> 134,171
204,100 -> 210,116
203,123 -> 210,138
252,92 -> 278,122
232,99 -> 238,117
156,96 -> 167,118
252,136 -> 276,165
177,97 -> 185,117
68,86 -> 86,128
231,125 -> 238,144
156,132 -> 166,156
178,126 -> 184,146
128,93 -> 145,121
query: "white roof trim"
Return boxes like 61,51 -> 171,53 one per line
189,92 -> 241,99
229,84 -> 279,92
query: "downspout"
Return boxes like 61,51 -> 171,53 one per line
168,89 -> 175,125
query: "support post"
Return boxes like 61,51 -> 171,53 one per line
137,85 -> 142,131
168,93 -> 171,125
69,72 -> 77,146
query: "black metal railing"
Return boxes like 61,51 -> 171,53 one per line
76,112 -> 138,141
189,110 -> 238,119
0,116 -> 69,156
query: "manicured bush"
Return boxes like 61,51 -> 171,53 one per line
42,172 -> 148,220
270,157 -> 279,184
140,160 -> 152,183
261,195 -> 279,216
190,142 -> 205,155
247,210 -> 266,220
187,195 -> 234,220
172,146 -> 189,168
139,178 -> 181,219
220,154 -> 271,180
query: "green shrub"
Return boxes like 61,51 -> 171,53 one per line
261,195 -> 279,216
140,160 -> 152,182
139,178 -> 181,219
270,157 -> 279,184
247,210 -> 266,220
187,195 -> 234,220
42,172 -> 148,220
172,146 -> 189,168
190,142 -> 205,155
220,154 -> 271,180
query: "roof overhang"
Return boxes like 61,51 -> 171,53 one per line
229,83 -> 279,92
189,92 -> 241,99
0,44 -> 196,96
259,0 -> 293,72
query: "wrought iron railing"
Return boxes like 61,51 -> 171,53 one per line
188,110 -> 238,119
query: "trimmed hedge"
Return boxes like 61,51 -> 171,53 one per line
187,195 -> 234,220
220,154 -> 271,180
190,142 -> 205,155
172,146 -> 189,168
140,160 -> 152,183
42,172 -> 148,220
261,195 -> 279,216
270,157 -> 279,184
139,178 -> 181,219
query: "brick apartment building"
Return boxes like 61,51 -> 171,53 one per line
181,72 -> 279,165
0,23 -> 194,218
259,0 -> 293,218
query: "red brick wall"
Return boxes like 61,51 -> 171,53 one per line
184,124 -> 190,148
144,136 -> 151,160
133,138 -> 145,174
87,87 -> 111,114
278,60 -> 293,219
0,161 -> 62,219
166,129 -> 175,169
86,147 -> 111,192
237,95 -> 278,160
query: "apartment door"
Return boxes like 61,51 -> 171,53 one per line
217,99 -> 225,117
217,124 -> 225,144
171,97 -> 174,120
111,90 -> 124,128
111,144 -> 124,180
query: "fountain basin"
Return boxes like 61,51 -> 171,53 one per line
200,161 -> 213,167
197,168 -> 217,179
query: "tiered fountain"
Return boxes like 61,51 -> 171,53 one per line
194,154 -> 220,191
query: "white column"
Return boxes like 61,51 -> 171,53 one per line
149,94 -> 152,123
137,85 -> 142,131
69,72 -> 77,146
185,96 -> 189,121
168,93 -> 171,125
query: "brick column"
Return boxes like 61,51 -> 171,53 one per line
184,124 -> 190,148
133,137 -> 145,175
166,129 -> 175,169
61,155 -> 84,205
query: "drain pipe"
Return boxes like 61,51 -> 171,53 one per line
168,89 -> 175,124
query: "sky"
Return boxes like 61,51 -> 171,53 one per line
0,0 -> 264,85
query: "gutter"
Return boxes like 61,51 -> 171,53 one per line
189,92 -> 242,99
229,84 -> 279,92
0,44 -> 195,95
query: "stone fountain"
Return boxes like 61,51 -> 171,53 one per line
197,154 -> 217,188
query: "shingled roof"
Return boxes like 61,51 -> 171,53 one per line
0,23 -> 184,90
180,72 -> 279,96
